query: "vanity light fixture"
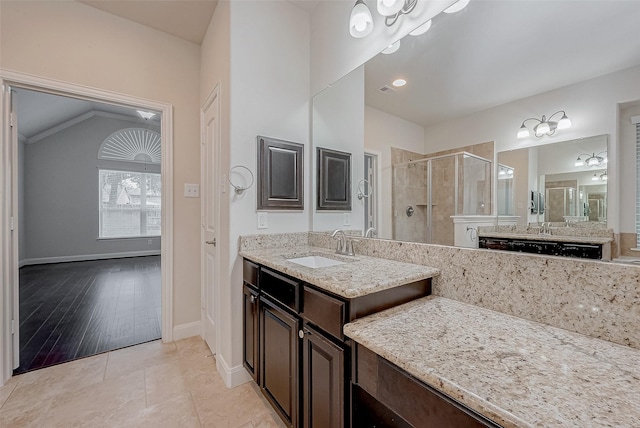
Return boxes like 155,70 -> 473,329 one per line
136,110 -> 156,120
575,151 -> 607,168
601,171 -> 608,181
349,0 -> 374,38
516,110 -> 571,139
443,0 -> 471,14
392,78 -> 407,87
592,173 -> 600,181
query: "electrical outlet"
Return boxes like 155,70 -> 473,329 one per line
148,239 -> 153,245
344,213 -> 351,226
257,212 -> 268,229
184,183 -> 200,198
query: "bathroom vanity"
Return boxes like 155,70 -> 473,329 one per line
240,246 -> 439,428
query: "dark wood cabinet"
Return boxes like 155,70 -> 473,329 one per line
351,344 -> 500,428
302,324 -> 345,428
242,284 -> 259,382
260,297 -> 300,428
242,258 -> 432,428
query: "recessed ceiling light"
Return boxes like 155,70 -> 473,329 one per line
381,40 -> 401,55
409,19 -> 432,36
444,0 -> 470,14
137,110 -> 156,120
392,79 -> 407,87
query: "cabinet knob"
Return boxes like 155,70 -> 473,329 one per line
298,329 -> 310,339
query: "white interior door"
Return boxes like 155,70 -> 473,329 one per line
201,89 -> 219,354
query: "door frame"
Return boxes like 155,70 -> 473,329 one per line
200,86 -> 221,357
0,69 -> 175,385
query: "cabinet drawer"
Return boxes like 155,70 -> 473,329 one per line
261,268 -> 300,312
301,286 -> 345,340
243,260 -> 259,288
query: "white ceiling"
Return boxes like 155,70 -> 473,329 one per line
365,0 -> 640,128
77,0 -> 218,44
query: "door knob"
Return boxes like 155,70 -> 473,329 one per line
206,238 -> 216,246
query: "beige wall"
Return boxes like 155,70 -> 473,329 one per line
0,1 -> 202,327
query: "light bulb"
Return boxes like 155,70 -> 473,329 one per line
409,20 -> 432,36
536,122 -> 550,135
444,0 -> 470,14
381,40 -> 401,54
517,125 -> 529,139
349,0 -> 374,38
557,113 -> 571,129
377,0 -> 404,16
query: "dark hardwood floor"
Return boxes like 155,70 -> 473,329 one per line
15,256 -> 161,374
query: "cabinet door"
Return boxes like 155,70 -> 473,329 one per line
260,298 -> 299,428
302,325 -> 345,428
243,284 -> 259,382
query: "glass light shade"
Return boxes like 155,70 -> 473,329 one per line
377,0 -> 404,16
517,125 -> 529,139
349,0 -> 374,38
601,172 -> 608,180
592,173 -> 599,181
381,40 -> 401,54
409,20 -> 432,36
536,122 -> 550,135
557,114 -> 571,129
587,157 -> 600,166
507,169 -> 513,175
444,0 -> 471,14
499,169 -> 506,176
574,158 -> 584,167
137,110 -> 156,120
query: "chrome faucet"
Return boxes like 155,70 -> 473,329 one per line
331,229 -> 358,256
539,222 -> 552,235
365,227 -> 377,238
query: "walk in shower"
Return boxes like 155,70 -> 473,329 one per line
392,152 -> 492,245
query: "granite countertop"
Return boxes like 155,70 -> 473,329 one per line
478,231 -> 613,245
239,245 -> 439,298
344,296 -> 640,428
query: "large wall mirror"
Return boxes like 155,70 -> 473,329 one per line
310,0 -> 640,248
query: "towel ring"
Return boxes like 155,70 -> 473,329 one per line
228,165 -> 254,195
357,179 -> 373,200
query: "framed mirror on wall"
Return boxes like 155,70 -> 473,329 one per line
257,135 -> 304,210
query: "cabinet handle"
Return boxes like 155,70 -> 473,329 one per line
298,329 -> 310,339
250,295 -> 256,304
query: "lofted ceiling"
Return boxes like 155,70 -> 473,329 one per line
364,0 -> 640,128
77,0 -> 218,44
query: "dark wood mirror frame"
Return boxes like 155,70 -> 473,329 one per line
317,147 -> 352,211
257,136 -> 304,210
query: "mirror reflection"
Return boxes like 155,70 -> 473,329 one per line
498,134 -> 608,227
310,0 -> 640,249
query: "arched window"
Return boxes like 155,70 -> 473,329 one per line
98,128 -> 161,164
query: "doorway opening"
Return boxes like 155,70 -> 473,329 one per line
1,73 -> 174,382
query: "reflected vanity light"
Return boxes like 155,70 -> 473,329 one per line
591,171 -> 607,181
409,19 -> 432,36
136,110 -> 156,120
349,0 -> 374,38
444,0 -> 471,14
575,151 -> 607,168
517,110 -> 571,139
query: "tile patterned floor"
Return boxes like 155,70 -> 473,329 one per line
0,337 -> 285,428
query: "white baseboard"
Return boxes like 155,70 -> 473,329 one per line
172,321 -> 201,341
20,250 -> 161,266
216,353 -> 252,388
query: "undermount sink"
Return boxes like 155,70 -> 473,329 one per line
286,255 -> 345,269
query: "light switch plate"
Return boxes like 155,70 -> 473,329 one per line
258,212 -> 268,229
184,183 -> 200,198
343,213 -> 351,226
